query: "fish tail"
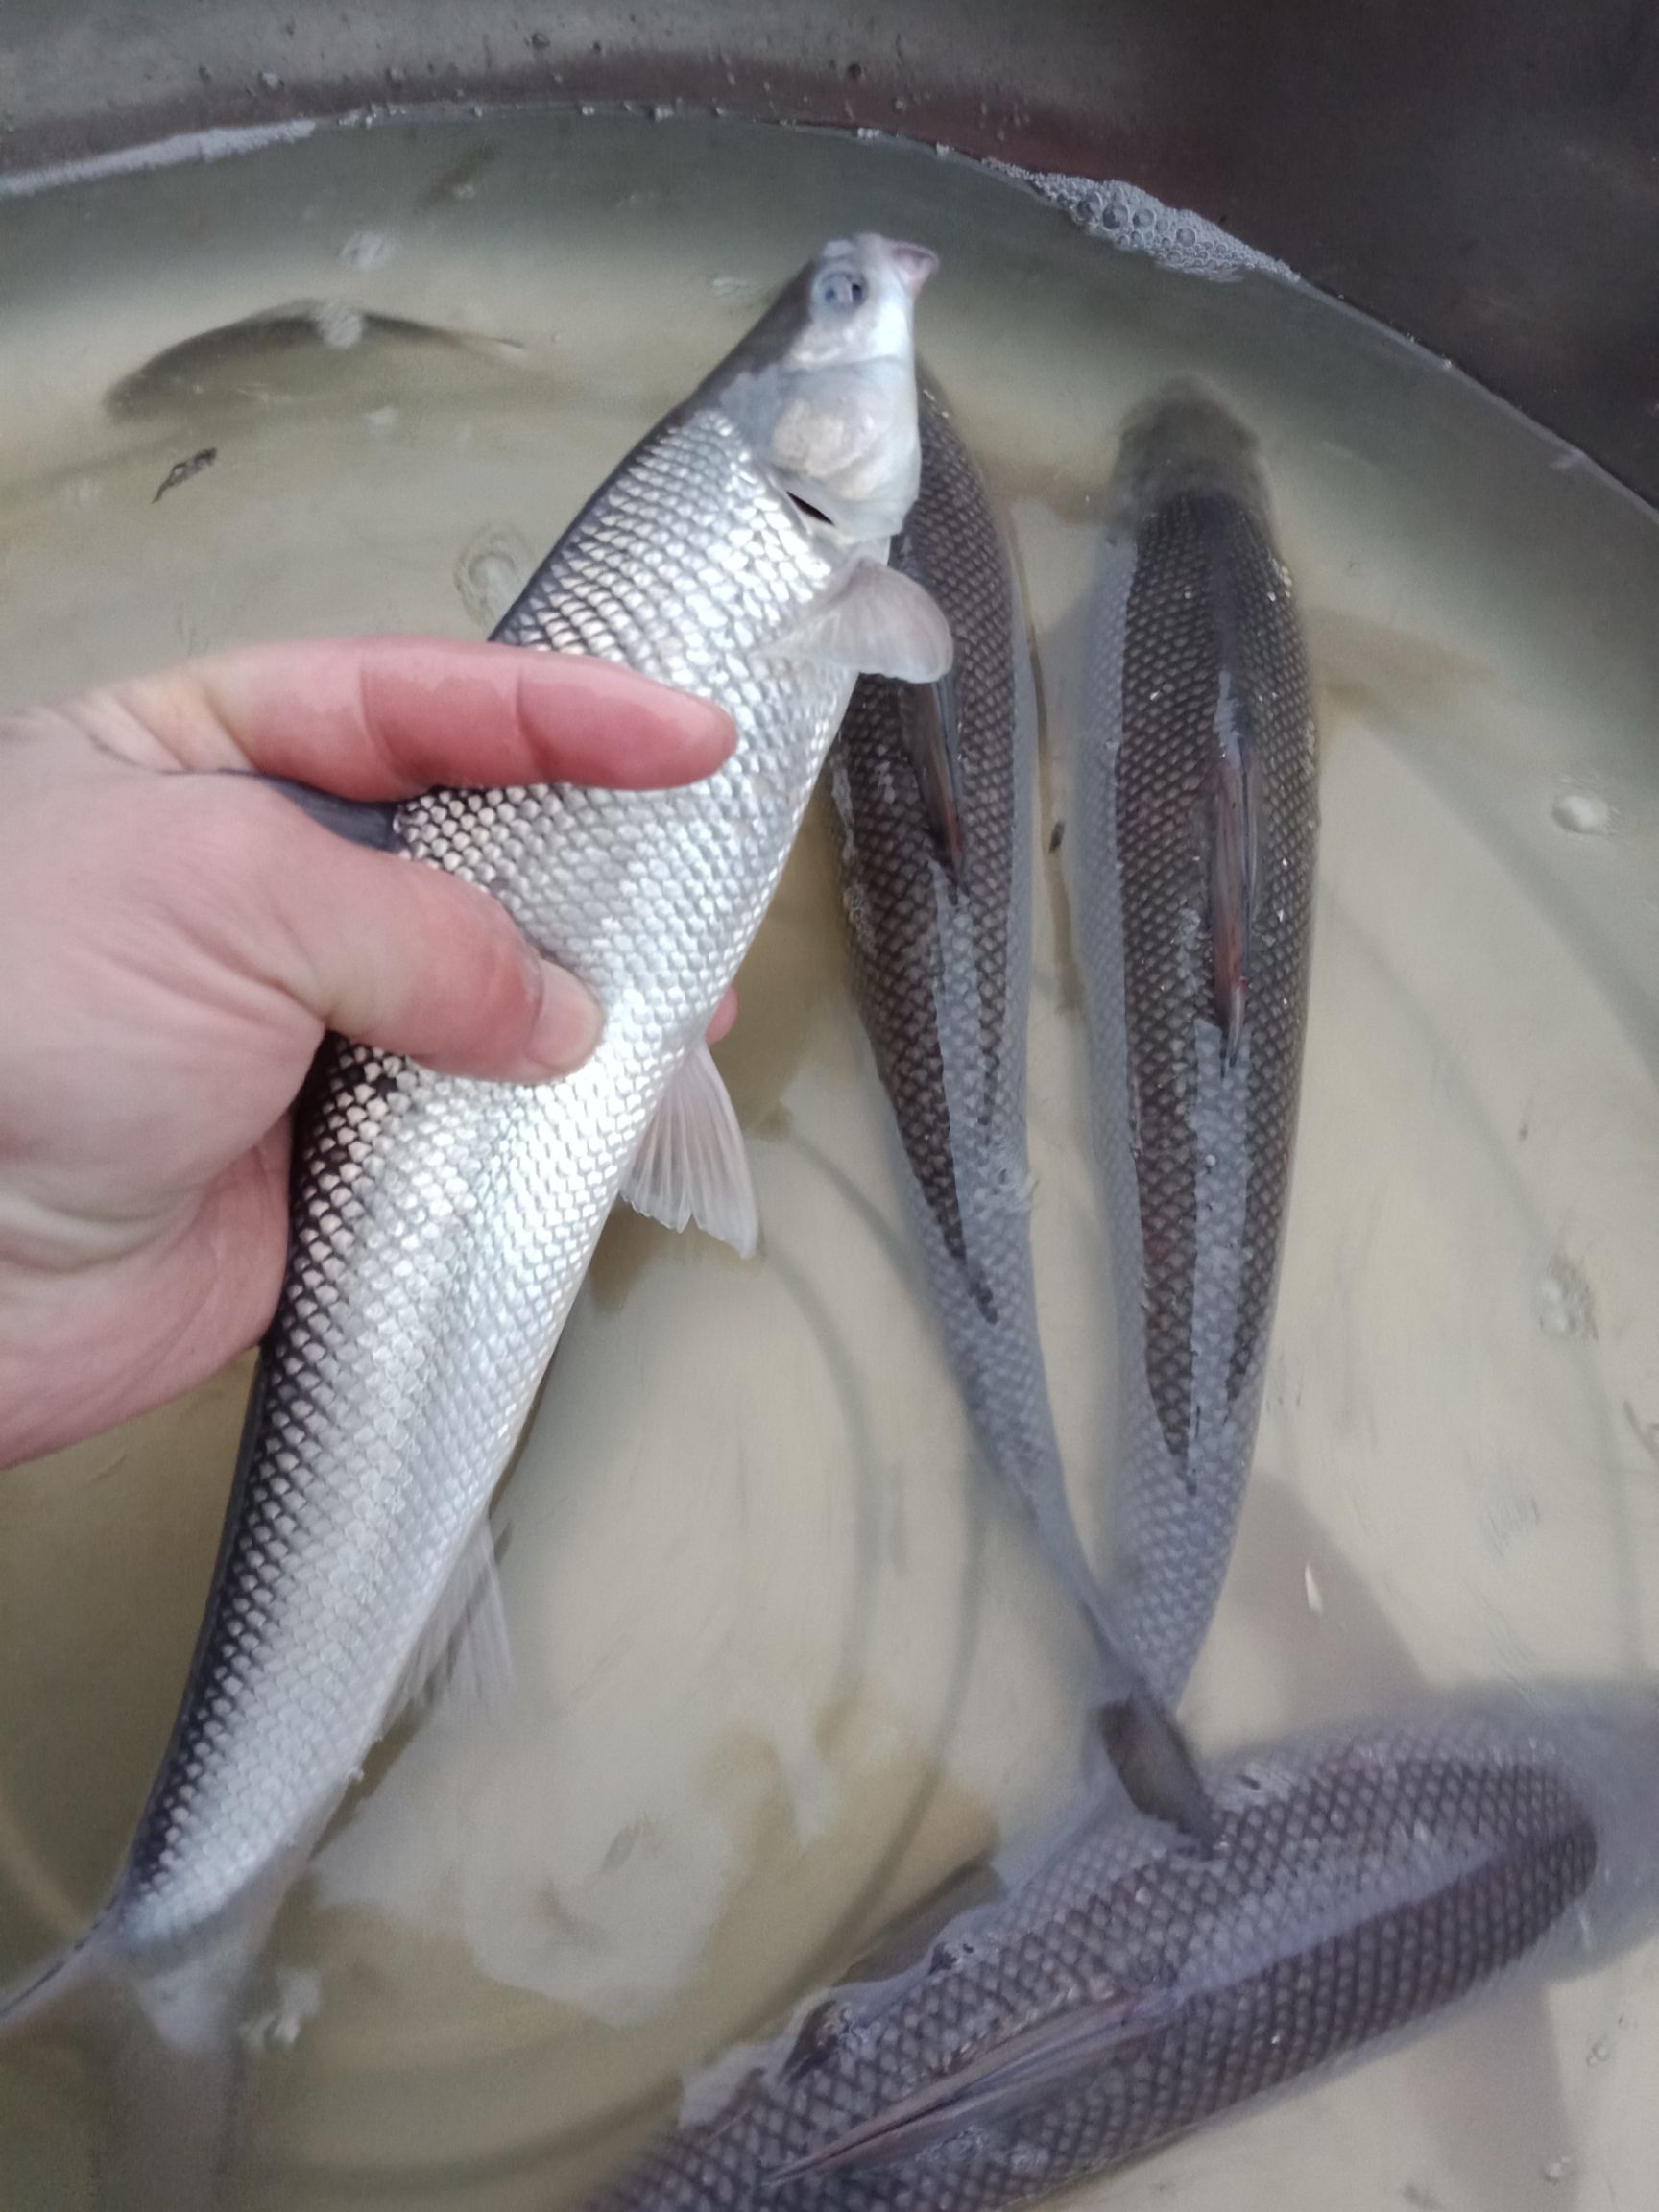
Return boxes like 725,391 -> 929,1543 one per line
1097,1685 -> 1217,1846
1011,1446 -> 1214,1841
0,1910 -> 116,2039
1,1917 -> 250,2209
106,1992 -> 243,2212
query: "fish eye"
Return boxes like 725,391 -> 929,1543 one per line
816,267 -> 867,312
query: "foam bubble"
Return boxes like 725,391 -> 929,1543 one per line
1551,787 -> 1612,836
340,228 -> 396,271
984,159 -> 1293,283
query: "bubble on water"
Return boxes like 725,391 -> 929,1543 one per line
1551,787 -> 1611,836
710,273 -> 768,303
1588,2036 -> 1612,2066
455,525 -> 533,630
340,228 -> 396,271
982,159 -> 1293,282
1542,2159 -> 1572,2185
310,299 -> 366,349
1535,1258 -> 1596,1341
365,405 -> 400,434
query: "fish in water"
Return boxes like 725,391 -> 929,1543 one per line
1074,383 -> 1319,1703
585,1693 -> 1659,2212
830,390 -> 1207,1837
105,300 -> 521,420
0,233 -> 951,2206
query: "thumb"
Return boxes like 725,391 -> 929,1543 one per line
240,787 -> 602,1080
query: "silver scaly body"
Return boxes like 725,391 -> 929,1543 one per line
0,234 -> 948,2206
123,402 -> 856,1951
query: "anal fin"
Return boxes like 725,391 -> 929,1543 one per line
902,671 -> 966,877
389,1513 -> 516,1733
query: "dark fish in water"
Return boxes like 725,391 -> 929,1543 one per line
829,391 -> 1207,1839
1076,383 -> 1318,1703
106,301 -> 522,420
585,1695 -> 1659,2212
2,235 -> 951,2209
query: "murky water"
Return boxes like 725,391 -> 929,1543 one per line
3,106 -> 1659,2212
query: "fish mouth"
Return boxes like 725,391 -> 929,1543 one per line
887,240 -> 939,298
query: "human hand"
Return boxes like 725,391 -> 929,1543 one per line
0,637 -> 736,1467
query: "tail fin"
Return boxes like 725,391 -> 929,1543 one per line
0,1912 -> 115,2041
1098,1689 -> 1217,1845
2,1917 -> 252,2211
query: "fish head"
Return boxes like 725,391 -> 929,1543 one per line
1107,377 -> 1270,536
710,233 -> 937,542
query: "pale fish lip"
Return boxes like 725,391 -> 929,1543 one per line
888,241 -> 939,298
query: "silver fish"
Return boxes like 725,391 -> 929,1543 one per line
830,392 -> 1208,1837
2,233 -> 951,2200
585,1694 -> 1659,2212
1076,384 -> 1319,1704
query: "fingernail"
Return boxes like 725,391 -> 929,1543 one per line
523,957 -> 604,1077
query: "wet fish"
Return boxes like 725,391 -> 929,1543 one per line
105,301 -> 521,420
830,392 -> 1207,1837
2,233 -> 951,2203
586,1695 -> 1658,2212
1076,383 -> 1319,1702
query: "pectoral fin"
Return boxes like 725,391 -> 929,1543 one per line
622,1042 -> 760,1257
765,560 -> 954,684
765,1987 -> 1179,2184
901,673 -> 966,877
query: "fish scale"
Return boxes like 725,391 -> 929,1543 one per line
117,365 -> 870,1956
587,1719 -> 1596,2212
1078,395 -> 1318,1707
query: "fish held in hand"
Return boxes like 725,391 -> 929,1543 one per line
1075,382 -> 1319,1704
0,232 -> 948,2207
830,389 -> 1207,1838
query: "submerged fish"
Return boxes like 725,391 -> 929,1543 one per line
104,300 -> 521,420
1075,384 -> 1319,1703
587,1694 -> 1659,2212
2,233 -> 951,2203
830,392 -> 1207,1836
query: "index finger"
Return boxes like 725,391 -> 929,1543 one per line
53,636 -> 736,797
